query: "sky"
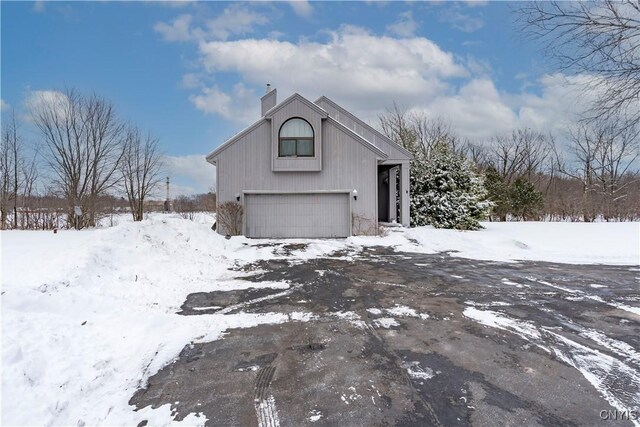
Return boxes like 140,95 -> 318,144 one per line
1,1 -> 594,196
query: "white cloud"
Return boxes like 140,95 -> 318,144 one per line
439,8 -> 484,33
386,11 -> 418,38
515,74 -> 599,135
464,55 -> 492,77
195,25 -> 467,122
0,99 -> 10,112
410,74 -> 595,141
415,79 -> 518,139
163,154 -> 215,195
189,83 -> 258,123
24,90 -> 71,121
288,1 -> 313,18
155,10 -> 597,147
206,5 -> 268,40
154,14 -> 195,42
154,5 -> 268,42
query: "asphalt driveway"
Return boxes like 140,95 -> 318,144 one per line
131,245 -> 640,426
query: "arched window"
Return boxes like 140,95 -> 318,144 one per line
279,118 -> 314,157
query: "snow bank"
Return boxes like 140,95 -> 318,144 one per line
0,214 -> 323,426
1,216 -> 637,425
352,221 -> 640,265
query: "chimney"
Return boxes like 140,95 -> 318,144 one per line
261,84 -> 277,116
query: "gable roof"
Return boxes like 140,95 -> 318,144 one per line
264,92 -> 329,118
206,117 -> 267,164
315,96 -> 413,160
206,92 -> 393,164
327,116 -> 387,158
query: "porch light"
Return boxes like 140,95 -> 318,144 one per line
235,193 -> 241,202
352,189 -> 358,200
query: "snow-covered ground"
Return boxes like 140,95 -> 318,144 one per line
355,221 -> 640,265
1,215 -> 638,425
1,214 -> 322,426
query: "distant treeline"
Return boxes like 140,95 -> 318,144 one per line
380,109 -> 639,222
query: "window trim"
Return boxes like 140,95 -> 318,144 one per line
278,117 -> 315,158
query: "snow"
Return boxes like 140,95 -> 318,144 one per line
373,318 -> 400,328
1,214 -> 325,426
386,305 -> 419,318
403,361 -> 435,381
1,215 -> 638,425
463,307 -> 640,426
352,221 -> 640,265
308,410 -> 323,422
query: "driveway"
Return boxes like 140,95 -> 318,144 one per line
130,245 -> 640,426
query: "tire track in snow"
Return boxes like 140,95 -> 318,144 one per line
464,307 -> 640,426
526,276 -> 640,316
254,365 -> 279,427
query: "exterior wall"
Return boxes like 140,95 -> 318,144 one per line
261,89 -> 277,116
270,98 -> 323,172
316,98 -> 411,161
216,119 -> 379,235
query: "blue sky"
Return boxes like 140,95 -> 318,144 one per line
1,1 -> 589,195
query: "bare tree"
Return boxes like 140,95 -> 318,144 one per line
517,1 -> 640,131
19,150 -> 39,229
487,128 -> 552,185
555,118 -> 639,221
120,126 -> 163,221
0,110 -> 22,229
379,106 -> 465,159
0,118 -> 14,229
31,89 -> 125,229
410,115 -> 459,158
378,103 -> 417,152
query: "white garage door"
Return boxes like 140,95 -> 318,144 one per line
245,193 -> 350,238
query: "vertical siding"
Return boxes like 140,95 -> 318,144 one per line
216,119 -> 378,234
261,89 -> 277,115
316,99 -> 410,161
271,99 -> 323,172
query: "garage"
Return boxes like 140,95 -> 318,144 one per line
244,193 -> 351,238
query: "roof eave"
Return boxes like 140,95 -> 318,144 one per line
315,96 -> 413,160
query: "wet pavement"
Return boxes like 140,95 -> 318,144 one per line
131,246 -> 640,426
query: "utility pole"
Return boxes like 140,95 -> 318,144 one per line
164,176 -> 171,213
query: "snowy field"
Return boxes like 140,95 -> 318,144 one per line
1,215 -> 638,426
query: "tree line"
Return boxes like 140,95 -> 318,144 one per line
1,89 -> 164,230
378,0 -> 640,228
380,108 -> 639,225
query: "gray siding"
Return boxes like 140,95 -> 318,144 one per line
270,97 -> 323,172
216,119 -> 378,235
316,98 -> 410,161
261,89 -> 277,116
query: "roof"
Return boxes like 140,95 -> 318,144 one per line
314,96 -> 413,160
206,118 -> 267,164
206,92 -> 395,164
326,116 -> 387,158
264,92 -> 328,118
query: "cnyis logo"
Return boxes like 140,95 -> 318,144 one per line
599,409 -> 639,421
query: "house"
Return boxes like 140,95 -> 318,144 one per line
206,86 -> 412,238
